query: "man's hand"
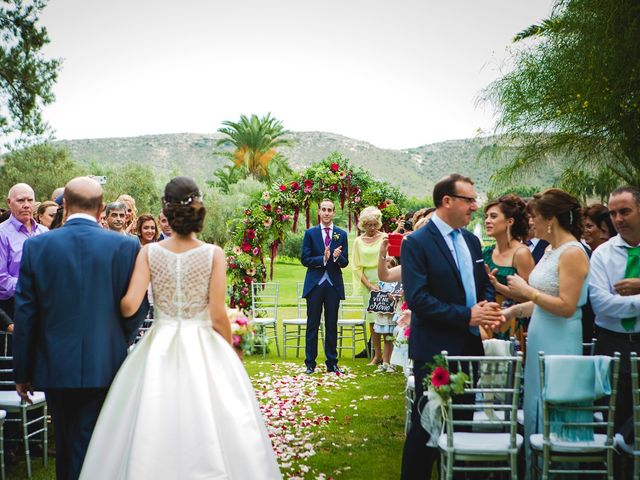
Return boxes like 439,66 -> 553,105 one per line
16,383 -> 33,405
614,278 -> 640,296
470,300 -> 505,331
333,245 -> 343,261
324,246 -> 331,263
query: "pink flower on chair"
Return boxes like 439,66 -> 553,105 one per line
431,367 -> 450,388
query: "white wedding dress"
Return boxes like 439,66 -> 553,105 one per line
80,243 -> 282,479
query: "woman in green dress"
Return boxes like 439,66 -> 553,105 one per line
352,206 -> 385,365
483,194 -> 535,342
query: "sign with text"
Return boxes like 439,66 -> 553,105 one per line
367,287 -> 400,314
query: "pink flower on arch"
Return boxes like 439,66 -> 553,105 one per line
252,247 -> 261,256
246,229 -> 256,239
291,181 -> 300,192
330,162 -> 339,172
279,184 -> 287,192
241,242 -> 251,252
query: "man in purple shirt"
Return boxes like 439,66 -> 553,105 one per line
0,183 -> 48,329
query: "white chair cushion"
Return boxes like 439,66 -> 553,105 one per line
614,433 -> 634,456
337,319 -> 365,326
0,390 -> 46,407
253,317 -> 276,325
0,409 -> 6,420
438,432 -> 523,453
282,318 -> 306,325
529,433 -> 609,452
517,409 -> 524,425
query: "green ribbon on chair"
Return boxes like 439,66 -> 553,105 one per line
622,246 -> 640,332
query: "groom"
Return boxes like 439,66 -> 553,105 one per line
301,199 -> 349,374
13,176 -> 148,480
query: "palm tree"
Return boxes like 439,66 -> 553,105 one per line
215,113 -> 293,183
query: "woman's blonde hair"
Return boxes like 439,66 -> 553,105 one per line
357,206 -> 383,230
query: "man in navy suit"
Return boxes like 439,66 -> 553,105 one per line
301,199 -> 349,374
13,177 -> 148,480
400,174 -> 503,479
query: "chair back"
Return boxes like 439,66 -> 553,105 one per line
582,337 -> 597,356
250,282 -> 279,320
296,282 -> 307,318
538,352 -> 620,444
340,283 -> 365,321
442,352 -> 523,447
631,352 -> 640,456
0,331 -> 13,390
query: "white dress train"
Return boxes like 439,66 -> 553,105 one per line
79,243 -> 282,479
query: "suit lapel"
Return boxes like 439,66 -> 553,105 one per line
315,225 -> 326,253
426,222 -> 463,287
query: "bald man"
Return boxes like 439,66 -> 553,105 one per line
0,183 -> 48,329
13,177 -> 149,480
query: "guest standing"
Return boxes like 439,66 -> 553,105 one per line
136,214 -> 160,246
582,204 -> 614,252
503,188 -> 588,475
352,206 -> 385,365
301,199 -> 349,374
0,183 -> 48,323
483,194 -> 535,341
35,200 -> 58,229
400,174 -> 501,479
589,186 -> 640,437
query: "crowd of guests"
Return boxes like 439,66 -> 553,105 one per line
0,182 -> 172,334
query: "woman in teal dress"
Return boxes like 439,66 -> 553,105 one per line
483,194 -> 535,341
352,206 -> 385,365
502,189 -> 589,478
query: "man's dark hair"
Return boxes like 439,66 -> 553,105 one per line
433,173 -> 474,208
105,201 -> 126,217
64,188 -> 102,212
610,186 -> 640,205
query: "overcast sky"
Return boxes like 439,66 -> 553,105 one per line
40,0 -> 554,149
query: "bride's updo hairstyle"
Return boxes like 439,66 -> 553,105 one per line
528,188 -> 583,239
162,176 -> 205,235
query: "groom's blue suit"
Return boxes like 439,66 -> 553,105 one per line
301,224 -> 348,370
13,217 -> 148,480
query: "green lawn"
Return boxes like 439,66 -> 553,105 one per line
8,259 -> 408,480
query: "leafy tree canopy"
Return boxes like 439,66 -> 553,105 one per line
483,0 -> 640,189
0,142 -> 79,200
0,0 -> 61,147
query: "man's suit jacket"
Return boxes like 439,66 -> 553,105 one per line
301,225 -> 349,299
401,220 -> 495,362
13,218 -> 148,389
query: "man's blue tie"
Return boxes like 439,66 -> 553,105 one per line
450,229 -> 480,336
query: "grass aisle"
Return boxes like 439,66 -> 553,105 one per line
246,359 -> 406,479
10,358 -> 406,480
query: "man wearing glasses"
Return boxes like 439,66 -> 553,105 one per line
400,173 -> 502,479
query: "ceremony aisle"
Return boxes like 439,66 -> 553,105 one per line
10,358 -> 405,480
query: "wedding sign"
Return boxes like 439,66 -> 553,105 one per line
367,282 -> 402,313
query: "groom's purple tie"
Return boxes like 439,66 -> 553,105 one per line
324,227 -> 331,247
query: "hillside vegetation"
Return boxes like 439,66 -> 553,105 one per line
54,132 -> 562,195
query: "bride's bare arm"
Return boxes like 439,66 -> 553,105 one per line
121,246 -> 151,317
209,245 -> 231,343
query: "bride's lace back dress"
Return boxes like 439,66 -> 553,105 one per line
80,243 -> 282,480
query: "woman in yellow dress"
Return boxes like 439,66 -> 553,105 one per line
352,206 -> 386,365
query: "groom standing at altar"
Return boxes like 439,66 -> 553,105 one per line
301,199 -> 349,374
13,176 -> 149,480
400,173 -> 502,479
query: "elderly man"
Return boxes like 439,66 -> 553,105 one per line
0,183 -> 48,328
590,186 -> 640,438
105,201 -> 127,234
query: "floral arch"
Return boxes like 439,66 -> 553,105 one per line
225,152 -> 405,308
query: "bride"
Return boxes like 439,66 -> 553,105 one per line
80,177 -> 282,479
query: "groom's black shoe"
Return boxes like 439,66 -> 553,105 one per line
304,367 -> 315,375
327,365 -> 343,374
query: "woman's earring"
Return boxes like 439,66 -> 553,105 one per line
547,223 -> 552,234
